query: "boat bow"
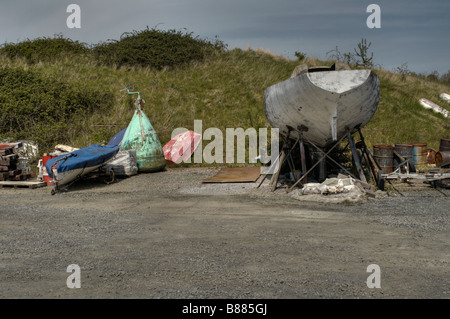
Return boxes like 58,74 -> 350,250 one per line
264,69 -> 380,147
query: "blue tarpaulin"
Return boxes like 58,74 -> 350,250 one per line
107,128 -> 127,146
45,144 -> 119,178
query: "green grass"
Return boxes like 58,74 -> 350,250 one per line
364,69 -> 450,150
0,32 -> 449,162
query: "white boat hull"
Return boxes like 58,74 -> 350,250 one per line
264,69 -> 380,147
419,98 -> 449,118
51,164 -> 102,186
440,93 -> 450,103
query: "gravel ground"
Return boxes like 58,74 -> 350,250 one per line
0,167 -> 449,299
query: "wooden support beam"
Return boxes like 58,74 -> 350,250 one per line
287,133 -> 349,193
347,131 -> 367,183
271,132 -> 291,192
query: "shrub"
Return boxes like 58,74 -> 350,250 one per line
0,35 -> 89,64
0,67 -> 114,152
92,27 -> 227,69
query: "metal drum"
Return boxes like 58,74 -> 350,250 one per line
435,151 -> 450,166
394,144 -> 413,167
439,138 -> 450,152
426,148 -> 437,164
412,143 -> 427,165
373,145 -> 394,173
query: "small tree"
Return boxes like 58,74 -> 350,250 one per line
440,70 -> 450,84
354,38 -> 373,68
327,40 -> 374,68
426,70 -> 439,82
294,51 -> 306,61
394,62 -> 410,80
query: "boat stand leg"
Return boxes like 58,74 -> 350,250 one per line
256,152 -> 281,189
303,136 -> 358,180
285,142 -> 298,182
271,132 -> 291,192
358,129 -> 381,186
299,134 -> 307,183
287,133 -> 348,193
348,131 -> 367,183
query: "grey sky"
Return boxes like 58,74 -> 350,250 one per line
0,0 -> 448,74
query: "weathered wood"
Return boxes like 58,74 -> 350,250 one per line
0,180 -> 46,188
357,129 -> 379,183
287,133 -> 349,193
271,149 -> 286,192
0,148 -> 13,156
8,169 -> 22,177
13,174 -> 30,181
348,132 -> 367,183
299,134 -> 307,183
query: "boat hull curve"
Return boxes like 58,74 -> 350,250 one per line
264,69 -> 380,147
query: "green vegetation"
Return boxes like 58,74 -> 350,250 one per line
0,31 -> 448,163
0,66 -> 113,151
363,68 -> 450,149
327,38 -> 374,68
92,27 -> 227,70
0,35 -> 89,64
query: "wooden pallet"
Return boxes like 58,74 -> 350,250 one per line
0,181 -> 47,189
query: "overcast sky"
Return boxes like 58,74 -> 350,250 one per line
0,0 -> 448,74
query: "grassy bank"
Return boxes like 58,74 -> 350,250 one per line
0,32 -> 448,160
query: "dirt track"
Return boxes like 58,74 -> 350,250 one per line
0,167 -> 449,299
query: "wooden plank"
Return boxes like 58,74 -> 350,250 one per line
8,169 -> 22,177
0,158 -> 10,166
348,132 -> 367,183
202,167 -> 261,183
13,174 -> 30,181
0,172 -> 9,181
0,180 -> 47,189
0,149 -> 12,156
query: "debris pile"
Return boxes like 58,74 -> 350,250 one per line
0,143 -> 31,181
291,175 -> 386,203
100,150 -> 138,177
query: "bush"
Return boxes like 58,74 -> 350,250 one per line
0,67 -> 114,152
92,27 -> 227,69
0,35 -> 89,64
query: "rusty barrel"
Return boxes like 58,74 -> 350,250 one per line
439,138 -> 450,151
426,148 -> 437,164
412,143 -> 427,165
373,144 -> 394,173
394,144 -> 413,167
435,151 -> 450,166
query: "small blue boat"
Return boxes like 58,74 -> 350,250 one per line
107,128 -> 127,147
45,144 -> 119,186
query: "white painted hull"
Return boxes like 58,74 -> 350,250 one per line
419,98 -> 449,118
264,69 -> 380,147
440,93 -> 450,103
51,164 -> 102,186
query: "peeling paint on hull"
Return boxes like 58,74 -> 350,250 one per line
264,70 -> 380,147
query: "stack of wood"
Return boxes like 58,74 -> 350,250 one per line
0,143 -> 31,181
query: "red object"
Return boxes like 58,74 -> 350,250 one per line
0,143 -> 12,150
42,155 -> 57,185
163,131 -> 202,164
